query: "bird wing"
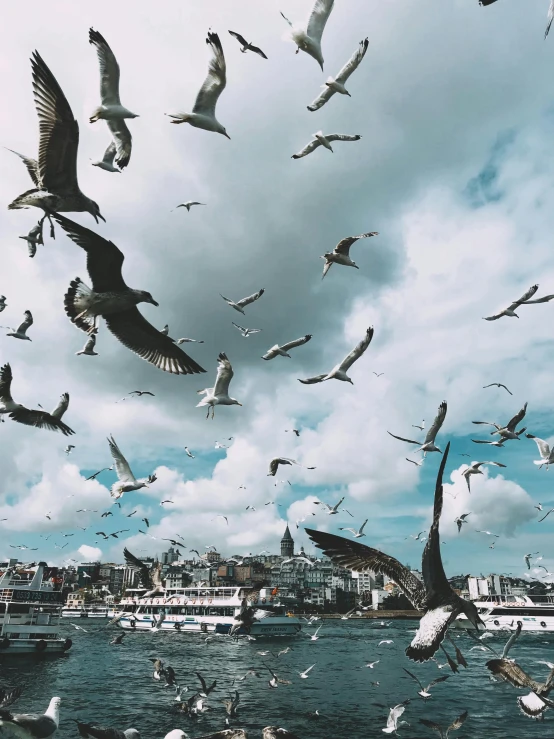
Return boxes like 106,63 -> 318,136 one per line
0,364 -> 14,405
106,309 -> 205,375
84,334 -> 97,352
16,311 -> 33,335
99,141 -> 117,166
335,232 -> 378,256
502,622 -> 522,659
107,119 -> 132,169
249,44 -> 268,59
228,30 -> 248,46
213,353 -> 234,395
6,149 -> 40,187
521,293 -> 554,304
482,311 -> 505,321
418,719 -> 443,736
402,667 -> 424,691
298,374 -> 326,384
424,401 -> 447,444
53,213 -> 126,292
6,715 -> 57,739
306,0 -> 335,43
31,51 -> 80,194
89,29 -> 121,106
232,322 -> 247,332
507,283 -> 539,310
122,547 -> 153,589
0,688 -> 22,710
526,434 -> 550,459
307,38 -> 368,111
107,435 -> 136,482
279,334 -> 312,352
427,675 -> 450,690
505,402 -> 527,432
338,326 -> 374,372
547,0 -> 554,38
305,529 -> 426,608
193,32 -> 227,117
268,458 -> 280,476
9,407 -> 74,435
486,658 -> 545,692
421,443 -> 451,602
75,722 -> 126,739
236,288 -> 265,308
324,133 -> 362,143
50,392 -> 69,419
292,138 -> 321,158
387,432 -> 421,446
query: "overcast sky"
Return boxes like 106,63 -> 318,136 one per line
1,0 -> 553,580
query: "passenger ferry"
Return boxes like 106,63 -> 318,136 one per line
61,604 -> 110,619
118,586 -> 302,636
107,588 -> 146,619
455,594 -> 554,631
0,562 -> 72,655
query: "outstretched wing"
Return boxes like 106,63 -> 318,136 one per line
51,392 -> 69,419
279,334 -> 312,352
486,658 -> 544,692
16,311 -> 33,335
335,232 -> 378,256
446,710 -> 468,736
89,28 -> 121,106
123,547 -> 153,590
6,149 -> 40,187
9,408 -> 75,435
236,289 -> 265,309
421,443 -> 451,598
338,326 -> 374,372
107,119 -> 132,169
418,719 -> 442,735
213,353 -> 234,395
307,38 -> 368,111
298,374 -> 326,384
107,435 -> 135,483
193,32 -> 227,117
0,364 -> 15,405
505,402 -> 527,432
228,30 -> 248,46
507,283 -> 539,311
291,139 -> 321,159
306,0 -> 335,44
424,401 -> 447,444
324,133 -> 362,143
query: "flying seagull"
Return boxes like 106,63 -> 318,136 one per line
267,457 -> 315,476
338,519 -> 368,538
388,401 -> 447,456
403,668 -> 450,700
197,353 -> 242,418
483,382 -> 513,395
91,141 -> 122,173
547,0 -> 554,38
19,218 -> 45,257
89,28 -> 139,123
462,461 -> 506,491
172,201 -> 205,212
123,547 -> 164,597
220,289 -> 264,314
0,365 -> 74,435
8,53 -> 104,227
53,213 -> 205,375
232,322 -> 262,337
228,31 -> 268,58
454,513 -> 471,533
262,334 -> 312,360
483,284 -> 554,320
472,402 -> 527,440
486,658 -> 554,719
5,310 -> 33,341
76,330 -> 98,356
292,132 -> 361,159
471,438 -> 507,447
382,701 -> 410,735
306,444 -> 485,664
167,32 -> 230,138
280,0 -> 335,70
0,297 -> 6,313
299,326 -> 374,384
526,433 -> 554,469
0,697 -> 61,739
107,435 -> 154,499
321,231 -> 378,278
307,37 -> 369,111
419,711 -> 468,738
313,496 -> 344,515
524,552 -> 540,570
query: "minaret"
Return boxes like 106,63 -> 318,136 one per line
280,525 -> 294,557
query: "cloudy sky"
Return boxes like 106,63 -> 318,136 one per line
1,0 -> 553,579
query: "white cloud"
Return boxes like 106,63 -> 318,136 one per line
78,545 -> 102,561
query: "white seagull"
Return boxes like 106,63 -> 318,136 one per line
281,0 -> 335,70
91,141 -> 121,173
292,132 -> 361,159
382,702 -> 410,735
307,626 -> 322,641
403,668 -> 450,700
308,38 -> 369,111
196,353 -> 242,419
483,284 -> 554,320
107,435 -> 154,499
298,664 -> 316,679
314,496 -> 344,515
167,32 -> 230,138
172,201 -> 206,212
76,330 -> 98,356
321,231 -> 378,278
232,322 -> 262,337
184,447 -> 195,458
19,218 -> 45,257
339,520 -> 368,538
262,334 -> 312,360
526,433 -> 554,469
5,310 -> 33,341
462,461 -> 506,491
299,326 -> 374,384
388,401 -> 447,455
89,29 -> 138,123
220,289 -> 264,314
483,382 -> 513,396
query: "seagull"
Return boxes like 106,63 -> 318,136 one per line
89,28 -> 138,124
220,289 -> 264,314
419,711 -> 468,738
0,697 -> 61,739
378,640 -> 394,646
196,353 -> 242,419
285,429 -> 300,436
467,620 -> 522,659
280,0 -> 335,70
167,32 -> 230,138
321,232 -> 379,278
486,658 -> 554,719
292,132 -> 361,159
232,322 -> 262,337
124,548 -> 164,597
524,552 -> 540,570
413,420 -> 425,431
173,201 -> 205,212
53,213 -> 205,375
388,402 -> 447,456
366,661 -> 380,668
267,457 -> 315,476
8,53 -> 104,226
472,402 -> 527,440
176,337 -> 204,344
307,444 -> 485,664
454,514 -> 471,533
339,520 -> 368,538
406,531 -> 426,541
222,690 -> 241,719
483,284 -> 554,320
307,626 -> 322,641
107,435 -> 153,499
299,326 -> 374,384
0,297 -> 6,313
65,445 -> 75,455
196,672 -> 217,697
526,433 -> 554,469
475,530 -> 500,537
538,508 -> 554,522
471,438 -> 507,447
228,31 -> 268,59
214,515 -> 228,525
86,467 -> 112,481
74,722 -> 139,739
5,311 -> 33,341
483,383 -> 513,395
262,334 -> 312,360
462,461 -> 506,491
314,496 -> 344,515
91,141 -> 121,173
406,457 -> 425,467
184,447 -> 195,458
403,669 -> 449,700
298,664 -> 315,679
307,37 -> 369,111
76,330 -> 98,356
19,218 -> 45,257
382,701 -> 410,735
0,365 -> 74,435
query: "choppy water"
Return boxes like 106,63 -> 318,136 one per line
1,620 -> 553,738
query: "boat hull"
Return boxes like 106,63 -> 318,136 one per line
119,614 -> 301,636
455,613 -> 554,632
0,639 -> 71,655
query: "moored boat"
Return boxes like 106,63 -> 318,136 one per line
455,593 -> 554,631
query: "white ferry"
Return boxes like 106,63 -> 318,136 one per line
107,588 -> 147,619
118,586 -> 302,636
61,605 -> 110,619
0,562 -> 72,655
456,594 -> 554,631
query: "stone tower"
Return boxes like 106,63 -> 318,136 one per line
280,525 -> 294,557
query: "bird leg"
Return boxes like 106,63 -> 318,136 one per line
44,212 -> 55,239
206,407 -> 210,420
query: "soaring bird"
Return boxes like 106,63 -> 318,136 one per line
107,435 -> 154,499
321,231 -> 378,278
267,457 -> 315,476
483,284 -> 554,320
388,402 -> 447,456
89,28 -> 139,123
262,334 -> 312,360
403,668 -> 450,700
526,433 -> 554,469
307,444 -> 485,663
299,326 -> 374,384
5,311 -> 33,341
8,53 -> 104,226
472,402 -> 527,441
454,514 -> 471,533
19,218 -> 45,257
483,382 -> 512,395
292,133 -> 361,159
197,353 -> 242,419
462,461 -> 506,491
53,213 -> 205,375
308,38 -> 369,111
91,141 -> 121,173
173,201 -> 205,212
339,520 -> 368,538
220,289 -> 264,314
123,548 -> 164,597
228,31 -> 267,58
167,32 -> 230,138
280,0 -> 335,70
232,322 -> 262,338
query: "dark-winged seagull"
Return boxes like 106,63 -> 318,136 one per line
5,310 -> 33,341
91,142 -> 122,173
299,326 -> 374,384
75,722 -> 139,739
167,32 -> 230,138
123,547 -> 164,597
197,353 -> 241,418
280,0 -> 335,70
267,457 -> 315,476
228,31 -> 268,58
486,659 -> 554,718
472,402 -> 527,441
483,382 -> 513,395
0,696 -> 60,739
19,218 -> 45,257
321,231 -> 378,278
262,334 -> 312,360
306,443 -> 485,663
292,132 -> 361,159
388,401 -> 447,456
53,213 -> 205,375
308,37 -> 369,111
419,710 -> 468,738
462,461 -> 506,491
8,53 -> 104,227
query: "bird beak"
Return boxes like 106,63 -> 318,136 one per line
95,213 -> 106,223
149,298 -> 159,307
237,402 -> 243,406
223,132 -> 231,139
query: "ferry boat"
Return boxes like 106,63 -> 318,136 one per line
61,605 -> 110,619
118,586 -> 302,636
0,562 -> 72,655
455,593 -> 554,631
107,588 -> 147,619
